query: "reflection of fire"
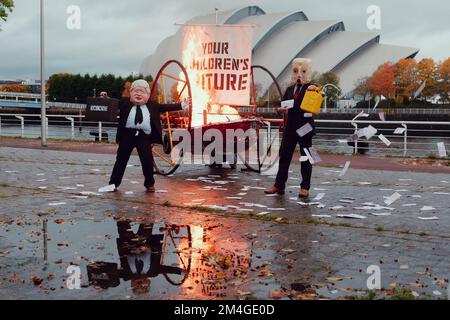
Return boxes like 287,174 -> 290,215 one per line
179,225 -> 250,299
178,28 -> 241,127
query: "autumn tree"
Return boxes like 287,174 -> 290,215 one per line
415,58 -> 438,99
0,0 -> 14,30
0,84 -> 31,93
367,62 -> 397,99
314,71 -> 340,101
436,57 -> 450,103
395,58 -> 417,98
353,77 -> 370,98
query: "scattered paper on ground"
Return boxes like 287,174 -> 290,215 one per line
98,184 -> 116,193
384,192 -> 401,206
339,161 -> 351,177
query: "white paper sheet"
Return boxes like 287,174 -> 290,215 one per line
48,202 -> 66,206
352,111 -> 369,121
337,214 -> 367,219
418,216 -> 439,221
384,192 -> 401,206
339,161 -> 351,177
394,127 -> 406,134
363,125 -> 378,140
378,134 -> 392,146
296,123 -> 313,137
370,212 -> 392,216
303,148 -> 315,164
98,184 -> 116,193
281,99 -> 294,109
308,147 -> 322,164
437,142 -> 447,158
314,193 -> 325,201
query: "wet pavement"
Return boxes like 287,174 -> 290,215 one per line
0,146 -> 449,300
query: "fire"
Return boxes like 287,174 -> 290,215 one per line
178,27 -> 241,127
177,224 -> 251,298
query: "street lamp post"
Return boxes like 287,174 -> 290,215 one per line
40,0 -> 47,146
322,83 -> 343,112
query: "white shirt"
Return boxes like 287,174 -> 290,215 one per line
125,105 -> 151,135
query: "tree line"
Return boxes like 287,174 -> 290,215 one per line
46,73 -> 153,103
354,57 -> 450,105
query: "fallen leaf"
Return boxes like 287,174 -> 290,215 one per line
325,277 -> 343,282
31,275 -> 43,286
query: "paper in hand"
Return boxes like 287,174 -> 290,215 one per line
281,99 -> 294,109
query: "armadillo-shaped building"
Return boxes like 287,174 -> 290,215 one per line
140,5 -> 419,95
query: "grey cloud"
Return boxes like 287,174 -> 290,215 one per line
0,0 -> 448,80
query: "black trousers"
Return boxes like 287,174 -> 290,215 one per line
109,129 -> 155,188
274,130 -> 313,191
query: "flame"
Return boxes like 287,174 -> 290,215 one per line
177,224 -> 251,298
178,27 -> 241,127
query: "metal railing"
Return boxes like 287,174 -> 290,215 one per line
0,114 -> 449,159
0,114 -> 116,142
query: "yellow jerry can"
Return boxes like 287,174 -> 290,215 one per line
300,87 -> 324,115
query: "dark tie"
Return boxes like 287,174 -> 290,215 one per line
294,85 -> 301,100
134,105 -> 143,125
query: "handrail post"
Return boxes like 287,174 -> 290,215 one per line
15,116 -> 25,138
98,121 -> 102,142
66,117 -> 75,140
351,122 -> 358,155
402,123 -> 408,157
45,117 -> 49,138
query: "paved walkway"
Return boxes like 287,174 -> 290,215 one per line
0,141 -> 449,300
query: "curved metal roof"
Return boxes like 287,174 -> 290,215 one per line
253,20 -> 345,92
139,6 -> 420,94
235,11 -> 309,51
224,6 -> 266,24
334,42 -> 419,93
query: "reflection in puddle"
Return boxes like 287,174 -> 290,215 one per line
0,212 -> 282,299
86,220 -> 252,298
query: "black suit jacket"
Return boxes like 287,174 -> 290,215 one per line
116,97 -> 182,144
282,83 -> 316,137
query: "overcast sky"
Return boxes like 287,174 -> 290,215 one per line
0,0 -> 448,80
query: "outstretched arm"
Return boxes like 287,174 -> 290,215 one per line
153,97 -> 190,113
156,102 -> 182,113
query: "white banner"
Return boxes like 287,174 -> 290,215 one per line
181,25 -> 254,106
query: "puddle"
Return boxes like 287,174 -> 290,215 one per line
0,212 -> 280,299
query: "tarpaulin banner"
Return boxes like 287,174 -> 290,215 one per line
181,24 -> 254,106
